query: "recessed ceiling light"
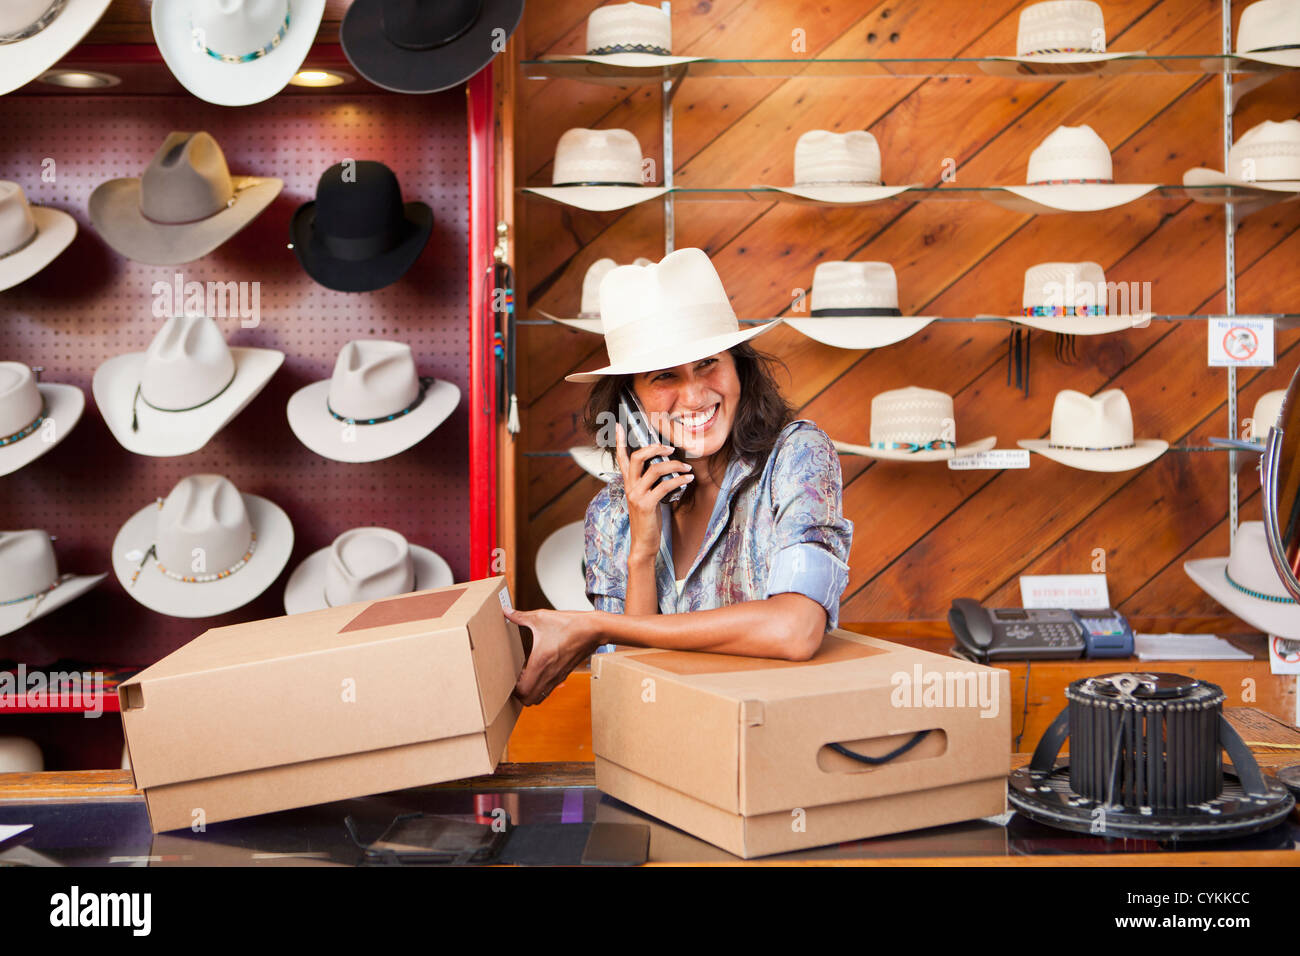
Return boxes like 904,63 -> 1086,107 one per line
38,69 -> 121,89
289,69 -> 353,88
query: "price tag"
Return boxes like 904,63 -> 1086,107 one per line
498,585 -> 514,613
1019,573 -> 1111,609
1208,317 -> 1274,367
947,449 -> 1030,470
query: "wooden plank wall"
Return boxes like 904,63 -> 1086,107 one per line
510,0 -> 1300,630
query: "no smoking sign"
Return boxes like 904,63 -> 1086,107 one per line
1208,317 -> 1274,367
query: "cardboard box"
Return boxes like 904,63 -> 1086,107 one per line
591,629 -> 1011,858
120,576 -> 526,833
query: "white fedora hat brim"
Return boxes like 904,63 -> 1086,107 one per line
282,541 -> 453,615
0,571 -> 106,638
93,347 -> 285,458
112,493 -> 294,618
833,434 -> 997,462
536,520 -> 593,612
766,184 -> 913,204
0,206 -> 76,292
523,185 -> 669,212
991,313 -> 1146,335
0,382 -> 85,477
569,445 -> 616,481
783,316 -> 934,349
89,175 -> 283,266
1232,50 -> 1300,69
1017,438 -> 1168,471
286,377 -> 460,463
1183,167 -> 1300,193
563,319 -> 781,383
995,183 -> 1157,213
553,53 -> 704,69
1184,557 -> 1300,639
0,0 -> 112,96
538,310 -> 605,334
153,0 -> 326,107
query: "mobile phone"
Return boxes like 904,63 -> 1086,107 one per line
618,386 -> 687,503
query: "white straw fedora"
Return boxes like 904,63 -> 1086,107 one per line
282,526 -> 453,615
0,530 -> 105,638
1183,120 -> 1300,194
1018,388 -> 1167,471
763,130 -> 914,204
992,1 -> 1143,65
286,340 -> 461,462
542,256 -> 653,333
784,262 -> 935,349
0,0 -> 113,96
1002,261 -> 1149,334
996,125 -> 1156,214
1248,389 -> 1286,443
93,314 -> 284,458
0,362 -> 84,478
563,248 -> 780,383
89,131 -> 283,266
569,445 -> 617,480
1185,521 -> 1300,638
112,474 -> 294,618
0,182 -> 76,292
832,386 -> 997,461
536,520 -> 593,612
0,737 -> 43,773
153,0 -> 326,107
525,128 -> 670,212
551,1 -> 703,69
1234,0 -> 1300,68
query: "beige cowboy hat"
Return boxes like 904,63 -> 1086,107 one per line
832,386 -> 996,462
93,314 -> 284,458
0,530 -> 105,638
1232,0 -> 1300,68
1183,120 -> 1300,194
569,445 -> 617,480
1018,388 -> 1168,471
550,1 -> 704,69
541,256 -> 654,333
563,247 -> 780,383
985,0 -> 1144,71
283,527 -> 453,615
784,261 -> 935,349
0,362 -> 84,478
535,521 -> 594,612
994,125 -> 1156,214
0,181 -> 76,292
993,261 -> 1150,335
0,737 -> 43,773
524,128 -> 670,211
0,0 -> 113,96
89,131 -> 283,265
1185,521 -> 1300,638
761,130 -> 914,204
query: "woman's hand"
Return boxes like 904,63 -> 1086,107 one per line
504,606 -> 600,706
614,421 -> 693,560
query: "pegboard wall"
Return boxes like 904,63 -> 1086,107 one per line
0,92 -> 472,673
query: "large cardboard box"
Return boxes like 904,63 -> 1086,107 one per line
120,576 -> 526,833
591,629 -> 1011,858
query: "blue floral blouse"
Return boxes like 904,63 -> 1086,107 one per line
583,419 -> 854,631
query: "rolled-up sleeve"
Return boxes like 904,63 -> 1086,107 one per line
763,425 -> 854,630
584,480 -> 629,614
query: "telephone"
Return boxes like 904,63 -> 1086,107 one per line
618,386 -> 687,503
947,599 -> 1134,662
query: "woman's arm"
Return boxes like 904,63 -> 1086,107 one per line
623,552 -> 659,615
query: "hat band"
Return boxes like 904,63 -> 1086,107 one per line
131,368 -> 238,433
130,529 -> 258,586
551,180 -> 644,188
588,43 -> 672,56
193,10 -> 291,64
1045,440 -> 1135,451
603,305 -> 739,366
870,439 -> 954,453
138,179 -> 263,226
327,376 -> 433,425
1224,566 -> 1296,604
810,307 -> 902,317
1241,43 -> 1300,54
318,222 -> 407,262
0,575 -> 61,607
1027,178 -> 1114,185
1023,305 -> 1107,317
0,0 -> 63,44
0,227 -> 39,260
385,7 -> 479,51
794,179 -> 884,187
0,397 -> 45,448
1022,47 -> 1103,55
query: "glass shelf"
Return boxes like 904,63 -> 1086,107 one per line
522,446 -> 1233,457
521,314 -> 1300,328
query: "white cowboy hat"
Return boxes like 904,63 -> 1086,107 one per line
112,474 -> 293,618
0,181 -> 76,292
93,314 -> 284,458
0,737 -> 43,773
996,261 -> 1149,334
287,339 -> 460,462
987,1 -> 1143,67
762,130 -> 914,204
153,0 -> 326,107
1018,388 -> 1168,471
536,520 -> 593,612
563,248 -> 780,383
1185,521 -> 1300,638
89,131 -> 283,266
995,125 -> 1156,214
784,261 -> 935,349
1248,389 -> 1286,443
524,128 -> 670,211
832,386 -> 997,461
0,362 -> 84,478
0,0 -> 113,96
1233,0 -> 1300,68
542,256 -> 654,332
282,526 -> 453,615
549,1 -> 704,69
1183,120 -> 1300,194
0,530 -> 105,638
569,445 -> 617,480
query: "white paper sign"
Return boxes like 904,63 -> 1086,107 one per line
1208,317 -> 1274,367
497,585 -> 514,613
1019,573 -> 1111,609
947,449 -> 1030,470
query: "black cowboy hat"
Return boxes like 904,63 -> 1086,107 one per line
340,0 -> 525,94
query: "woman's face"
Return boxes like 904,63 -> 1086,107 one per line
633,350 -> 740,460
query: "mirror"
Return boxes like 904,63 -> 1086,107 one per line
1262,361 -> 1300,602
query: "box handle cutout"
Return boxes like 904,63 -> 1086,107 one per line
817,729 -> 947,774
121,684 -> 145,711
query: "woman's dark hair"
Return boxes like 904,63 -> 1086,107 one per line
579,341 -> 797,509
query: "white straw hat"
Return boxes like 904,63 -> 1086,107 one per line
763,130 -> 914,204
282,526 -> 453,614
0,362 -> 84,478
287,339 -> 461,463
1004,261 -> 1149,334
93,314 -> 284,458
524,128 -> 669,211
1185,521 -> 1300,638
1234,0 -> 1300,68
549,1 -> 703,69
563,248 -> 780,383
0,181 -> 76,292
536,520 -> 593,612
994,1 -> 1143,64
1183,119 -> 1300,194
542,256 -> 654,332
1018,388 -> 1168,471
1248,389 -> 1286,443
568,445 -> 617,480
0,0 -> 113,96
0,530 -> 105,638
0,737 -> 43,773
112,474 -> 294,618
784,261 -> 935,349
833,386 -> 996,461
996,125 -> 1156,213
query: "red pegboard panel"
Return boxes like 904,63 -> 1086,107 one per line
0,92 -> 471,670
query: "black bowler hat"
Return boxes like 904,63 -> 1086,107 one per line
290,161 -> 433,293
341,0 -> 525,94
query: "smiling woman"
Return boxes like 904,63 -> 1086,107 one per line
503,248 -> 854,706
